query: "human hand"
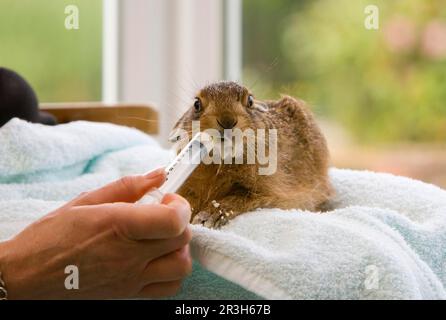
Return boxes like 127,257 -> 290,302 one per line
0,168 -> 192,299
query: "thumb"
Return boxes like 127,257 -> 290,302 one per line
72,168 -> 166,206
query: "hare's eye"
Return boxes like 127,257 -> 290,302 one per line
247,95 -> 254,107
193,98 -> 202,112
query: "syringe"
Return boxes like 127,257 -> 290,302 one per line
142,132 -> 212,203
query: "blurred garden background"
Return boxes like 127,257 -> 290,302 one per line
0,0 -> 102,102
1,0 -> 445,187
243,0 -> 446,188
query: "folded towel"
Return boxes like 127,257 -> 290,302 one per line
0,118 -> 173,201
188,169 -> 446,299
0,118 -> 445,299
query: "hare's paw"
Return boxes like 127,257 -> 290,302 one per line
276,96 -> 306,118
205,210 -> 229,229
191,204 -> 235,229
191,210 -> 211,225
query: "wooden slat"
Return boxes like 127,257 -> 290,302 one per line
40,102 -> 158,134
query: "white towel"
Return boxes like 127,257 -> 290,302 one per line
0,118 -> 173,238
191,169 -> 446,299
1,118 -> 445,299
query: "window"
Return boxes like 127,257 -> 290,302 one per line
243,0 -> 446,188
0,0 -> 234,144
0,0 -> 102,102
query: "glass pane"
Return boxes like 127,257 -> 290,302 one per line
0,0 -> 102,102
243,0 -> 446,188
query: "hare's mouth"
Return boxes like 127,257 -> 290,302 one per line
168,131 -> 182,143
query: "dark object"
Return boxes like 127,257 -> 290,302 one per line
0,67 -> 57,127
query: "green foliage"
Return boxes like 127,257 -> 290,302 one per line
244,0 -> 446,143
0,0 -> 102,102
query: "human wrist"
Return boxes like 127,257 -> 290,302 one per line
0,238 -> 57,300
0,240 -> 11,299
0,239 -> 33,300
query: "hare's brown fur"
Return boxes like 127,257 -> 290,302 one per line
172,81 -> 333,228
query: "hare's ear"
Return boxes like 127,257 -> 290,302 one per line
276,96 -> 307,118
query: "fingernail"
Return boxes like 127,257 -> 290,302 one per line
171,199 -> 192,218
144,167 -> 165,179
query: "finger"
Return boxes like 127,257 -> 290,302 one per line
142,245 -> 192,285
160,193 -> 190,206
72,168 -> 166,206
110,200 -> 191,240
139,227 -> 192,262
136,280 -> 183,299
73,203 -> 192,259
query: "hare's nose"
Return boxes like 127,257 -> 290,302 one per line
217,117 -> 238,129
